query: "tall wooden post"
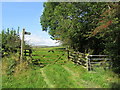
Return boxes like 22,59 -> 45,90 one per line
86,54 -> 89,71
86,56 -> 88,71
88,58 -> 91,71
67,46 -> 70,61
20,28 -> 25,61
67,50 -> 70,61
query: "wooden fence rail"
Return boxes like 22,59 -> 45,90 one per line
88,55 -> 111,71
67,50 -> 111,71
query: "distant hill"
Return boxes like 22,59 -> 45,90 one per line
31,45 -> 60,48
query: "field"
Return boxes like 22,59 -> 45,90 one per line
2,47 -> 120,88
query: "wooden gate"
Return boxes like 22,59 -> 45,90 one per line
31,47 -> 67,67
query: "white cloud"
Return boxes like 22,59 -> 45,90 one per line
20,33 -> 60,46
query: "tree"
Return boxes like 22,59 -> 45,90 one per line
40,2 -> 107,53
1,28 -> 21,56
90,2 -> 120,73
41,2 -> 120,73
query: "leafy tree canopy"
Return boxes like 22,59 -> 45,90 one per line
40,2 -> 120,73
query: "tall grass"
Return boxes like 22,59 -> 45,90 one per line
2,47 -> 120,88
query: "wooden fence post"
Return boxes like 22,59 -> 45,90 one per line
67,50 -> 70,61
66,46 -> 70,61
88,57 -> 91,71
86,55 -> 89,71
20,28 -> 25,61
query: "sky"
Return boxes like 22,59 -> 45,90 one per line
1,2 -> 60,46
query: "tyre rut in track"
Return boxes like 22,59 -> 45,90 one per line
40,69 -> 55,88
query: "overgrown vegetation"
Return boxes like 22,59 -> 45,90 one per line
1,27 -> 31,57
1,2 -> 120,88
40,2 -> 120,74
1,27 -> 21,57
2,47 -> 120,88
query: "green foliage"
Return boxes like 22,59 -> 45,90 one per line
31,47 -> 120,88
1,28 -> 21,57
2,47 -> 120,88
93,2 -> 120,73
40,2 -> 120,73
1,27 -> 31,57
2,55 -> 17,76
40,2 -> 107,53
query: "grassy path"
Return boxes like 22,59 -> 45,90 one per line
41,69 -> 55,88
42,64 -> 80,88
62,64 -> 101,88
3,62 -> 120,88
62,65 -> 83,87
2,47 -> 120,88
62,65 -> 79,77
